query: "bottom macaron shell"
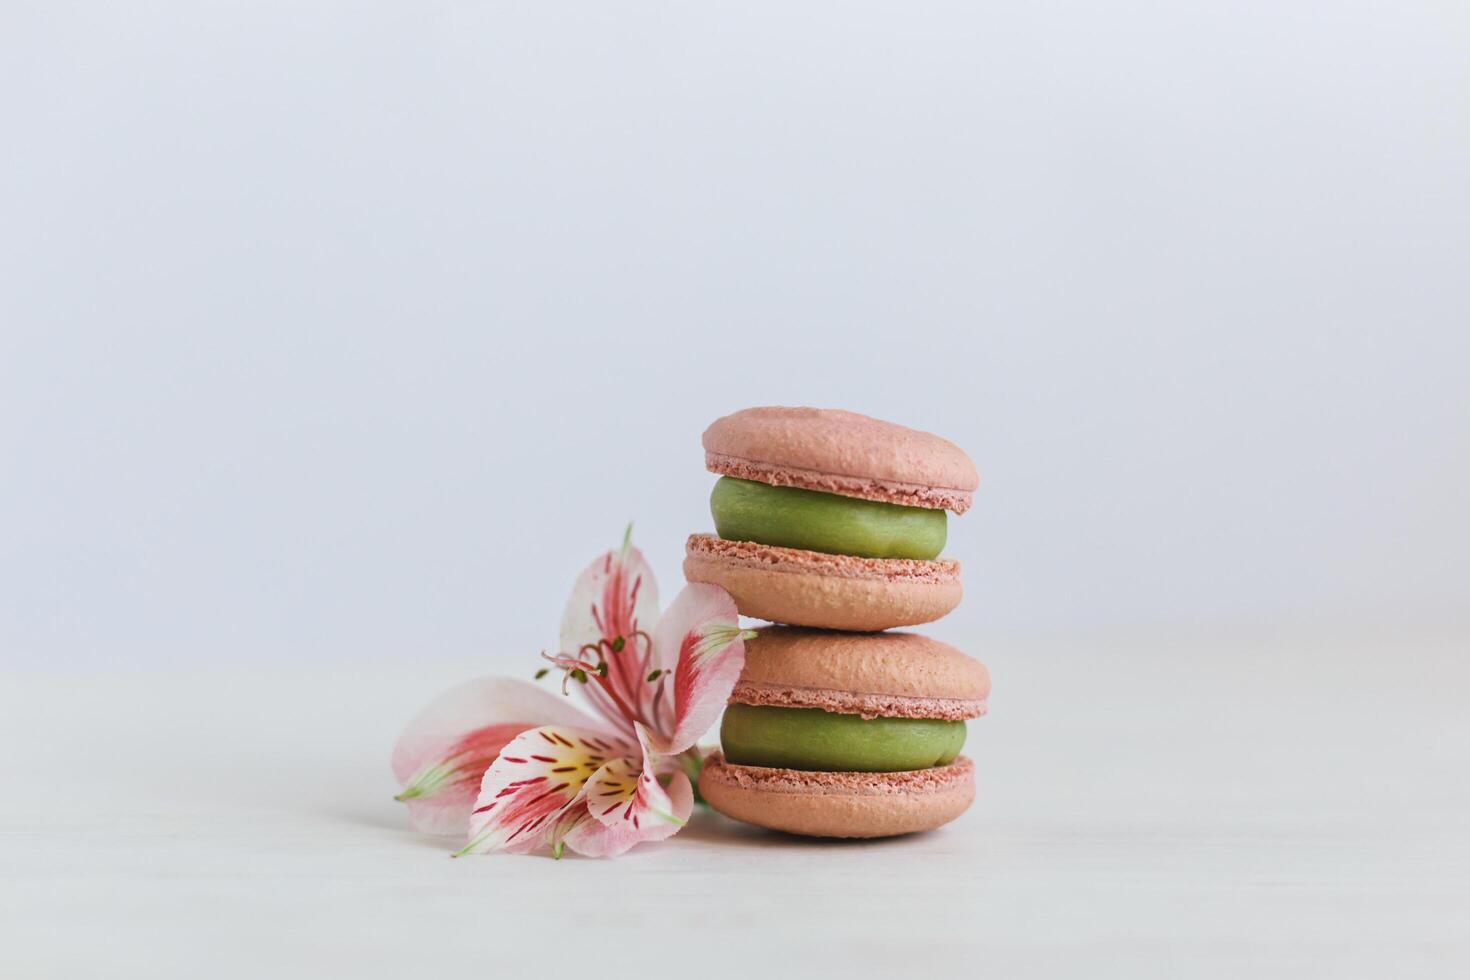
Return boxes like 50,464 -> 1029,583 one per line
683,534 -> 962,631
698,753 -> 975,839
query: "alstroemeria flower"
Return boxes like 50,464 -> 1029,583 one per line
391,529 -> 752,857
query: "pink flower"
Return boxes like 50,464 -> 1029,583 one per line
391,529 -> 752,857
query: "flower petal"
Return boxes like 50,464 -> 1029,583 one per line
651,583 -> 752,753
392,678 -> 604,836
560,769 -> 694,858
584,724 -> 685,830
457,726 -> 634,856
560,527 -> 660,653
559,528 -> 661,734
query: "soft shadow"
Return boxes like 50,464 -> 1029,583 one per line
682,807 -> 919,851
319,798 -> 920,856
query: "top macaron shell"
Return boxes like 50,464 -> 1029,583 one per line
703,407 -> 979,514
731,627 -> 990,721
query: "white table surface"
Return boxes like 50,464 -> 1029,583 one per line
4,627 -> 1467,979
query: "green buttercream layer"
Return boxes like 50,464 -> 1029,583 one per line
709,477 -> 946,560
720,704 -> 966,773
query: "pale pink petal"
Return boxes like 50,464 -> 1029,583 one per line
392,678 -> 604,836
395,722 -> 532,836
584,724 -> 685,831
561,769 -> 694,858
456,726 -> 634,856
651,583 -> 752,753
558,528 -> 661,734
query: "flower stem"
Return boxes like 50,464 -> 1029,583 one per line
675,747 -> 708,806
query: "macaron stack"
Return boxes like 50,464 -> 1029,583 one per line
687,407 -> 990,838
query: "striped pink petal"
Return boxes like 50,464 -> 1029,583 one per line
457,726 -> 634,856
558,527 -> 661,736
651,584 -> 752,753
583,723 -> 686,830
392,678 -> 603,836
560,769 -> 693,858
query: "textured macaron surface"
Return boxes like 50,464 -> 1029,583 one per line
699,754 -> 976,839
720,703 -> 966,773
731,627 -> 989,719
684,536 -> 964,633
703,407 -> 979,514
711,476 -> 947,560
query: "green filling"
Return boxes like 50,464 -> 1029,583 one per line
720,703 -> 966,773
710,477 -> 946,560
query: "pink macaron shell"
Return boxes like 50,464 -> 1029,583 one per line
699,754 -> 976,838
702,407 -> 978,514
683,534 -> 962,632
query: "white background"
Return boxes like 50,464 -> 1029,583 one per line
4,2 -> 1467,666
2,3 -> 1467,977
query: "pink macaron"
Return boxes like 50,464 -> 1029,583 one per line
699,627 -> 990,838
684,407 -> 978,631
